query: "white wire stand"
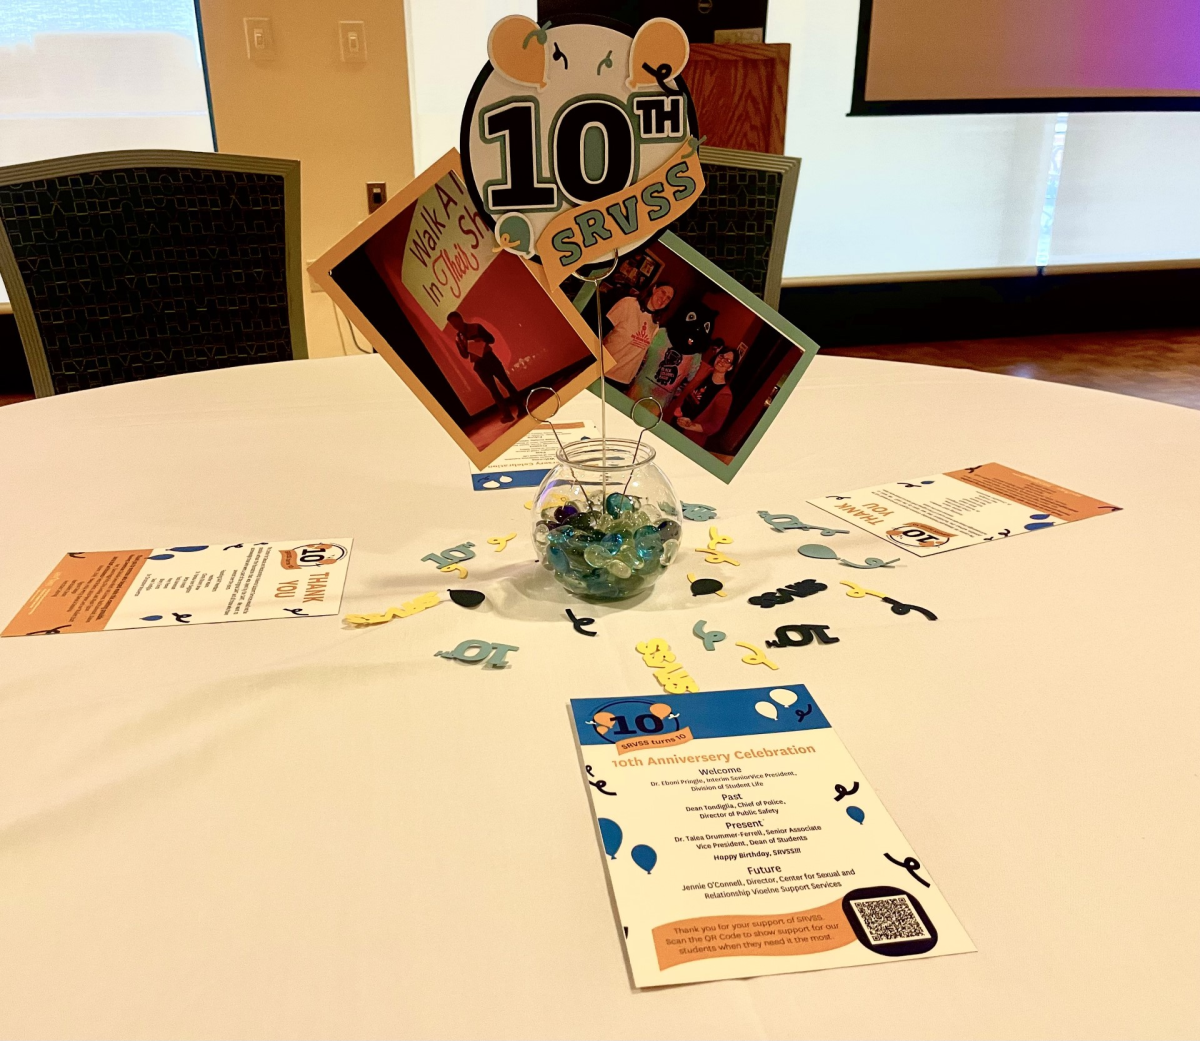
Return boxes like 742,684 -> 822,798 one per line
570,256 -> 620,505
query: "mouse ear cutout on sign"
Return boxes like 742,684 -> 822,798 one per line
626,17 -> 690,91
488,15 -> 549,90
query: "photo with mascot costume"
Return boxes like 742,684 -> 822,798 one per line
630,300 -> 716,407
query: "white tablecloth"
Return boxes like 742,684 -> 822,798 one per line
1,354 -> 1197,1039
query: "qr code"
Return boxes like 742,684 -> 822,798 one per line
850,896 -> 931,944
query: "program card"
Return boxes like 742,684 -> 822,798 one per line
571,685 -> 973,987
3,539 -> 353,636
810,462 -> 1120,556
469,420 -> 599,491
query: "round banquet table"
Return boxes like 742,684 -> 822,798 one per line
0,354 -> 1197,1040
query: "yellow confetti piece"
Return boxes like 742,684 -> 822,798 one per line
635,637 -> 699,693
345,591 -> 441,627
487,532 -> 517,552
840,580 -> 885,599
735,641 -> 778,670
694,525 -> 740,566
439,563 -> 468,579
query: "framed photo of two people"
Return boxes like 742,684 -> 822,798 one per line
568,231 -> 818,481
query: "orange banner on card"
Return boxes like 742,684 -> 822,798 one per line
615,726 -> 694,755
946,462 -> 1121,521
534,142 -> 704,335
2,550 -> 150,637
652,900 -> 856,970
535,141 -> 704,279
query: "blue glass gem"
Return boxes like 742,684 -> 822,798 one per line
583,543 -> 609,568
601,531 -> 625,554
634,534 -> 662,564
547,525 -> 574,546
547,546 -> 571,574
605,492 -> 634,517
657,519 -> 682,542
554,504 -> 579,524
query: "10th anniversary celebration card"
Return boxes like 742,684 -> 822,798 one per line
3,540 -> 353,636
571,686 -> 973,987
811,462 -> 1121,556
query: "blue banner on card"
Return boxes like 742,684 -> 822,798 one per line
571,685 -> 829,747
471,468 -> 550,491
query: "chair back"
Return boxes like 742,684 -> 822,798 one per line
0,150 -> 306,396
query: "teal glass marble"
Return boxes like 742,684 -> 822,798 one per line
532,438 -> 681,602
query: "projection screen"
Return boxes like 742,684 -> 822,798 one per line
852,0 -> 1200,114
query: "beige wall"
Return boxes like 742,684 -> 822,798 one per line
198,0 -> 415,357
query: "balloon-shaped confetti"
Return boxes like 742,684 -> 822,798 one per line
631,843 -> 658,874
598,818 -> 623,860
487,15 -> 547,89
649,703 -> 672,720
798,543 -> 839,560
448,589 -> 485,608
769,688 -> 798,708
494,212 -> 534,256
754,701 -> 778,721
690,577 -> 724,597
626,17 -> 690,90
846,805 -> 865,825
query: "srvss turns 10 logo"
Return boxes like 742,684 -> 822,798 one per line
279,542 -> 349,570
588,699 -> 680,744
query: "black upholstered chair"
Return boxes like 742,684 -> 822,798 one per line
0,150 -> 307,396
673,145 -> 800,310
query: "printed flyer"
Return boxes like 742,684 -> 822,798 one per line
470,420 -> 599,491
3,539 -> 353,636
571,685 -> 973,987
810,462 -> 1121,556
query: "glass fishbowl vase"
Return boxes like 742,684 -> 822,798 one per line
531,438 -> 682,602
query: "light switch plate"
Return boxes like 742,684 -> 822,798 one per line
339,21 -> 367,63
244,17 -> 275,60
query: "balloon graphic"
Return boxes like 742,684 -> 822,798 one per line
626,17 -> 690,91
1025,513 -> 1055,531
140,615 -> 163,621
598,818 -> 623,860
846,806 -> 865,825
593,710 -> 616,737
631,844 -> 658,874
168,546 -> 208,552
769,687 -> 798,708
487,14 -> 548,90
148,553 -> 175,560
494,212 -> 534,257
798,543 -> 839,560
649,703 -> 672,720
754,701 -> 778,721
